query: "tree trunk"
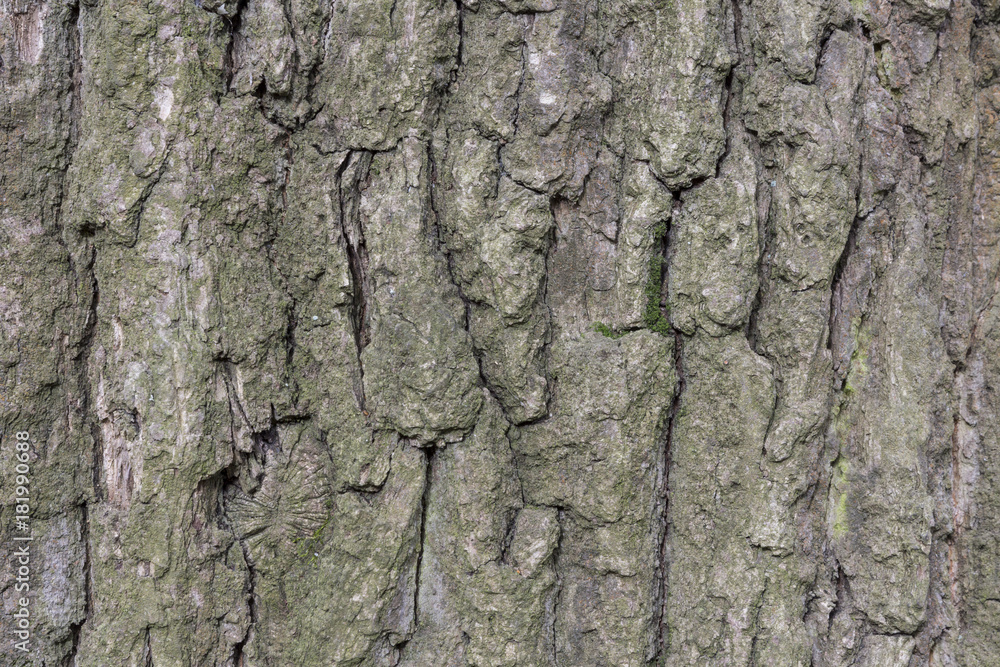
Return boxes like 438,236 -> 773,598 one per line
1,0 -> 998,664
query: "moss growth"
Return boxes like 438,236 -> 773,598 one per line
592,218 -> 674,341
593,322 -> 627,339
643,222 -> 672,336
843,317 -> 871,397
294,514 -> 332,565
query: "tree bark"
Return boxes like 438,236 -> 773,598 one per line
1,0 -> 998,664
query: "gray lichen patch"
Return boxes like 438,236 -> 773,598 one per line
3,0 -> 1000,663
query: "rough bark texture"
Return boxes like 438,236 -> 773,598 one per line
1,0 -> 999,664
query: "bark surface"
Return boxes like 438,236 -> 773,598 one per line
1,0 -> 999,664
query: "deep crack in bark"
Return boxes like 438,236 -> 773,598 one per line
651,189 -> 687,662
412,446 -> 435,631
337,151 -> 373,413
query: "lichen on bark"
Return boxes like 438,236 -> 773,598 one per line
2,0 -> 1000,664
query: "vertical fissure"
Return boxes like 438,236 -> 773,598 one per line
654,328 -> 685,662
827,146 -> 865,356
745,151 -> 773,357
141,627 -> 154,667
549,508 -> 565,666
652,190 -> 687,661
510,27 -> 529,142
68,502 -> 93,666
828,562 -> 848,633
726,0 -> 771,359
78,257 -> 103,501
454,0 -> 464,74
228,506 -> 258,667
65,246 -> 101,666
947,403 -> 965,621
222,0 -> 249,92
748,586 -> 767,666
283,294 -> 298,375
426,138 -> 528,426
61,8 -> 98,659
412,446 -> 435,630
336,151 -> 372,412
279,134 -> 293,217
66,1 -> 82,153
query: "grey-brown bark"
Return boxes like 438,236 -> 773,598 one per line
1,0 -> 999,665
